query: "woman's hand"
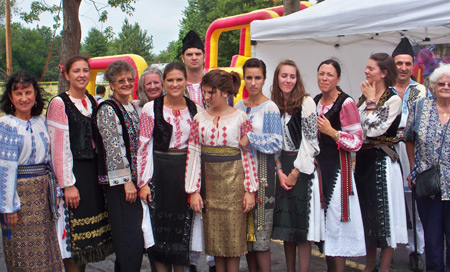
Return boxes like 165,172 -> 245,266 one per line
317,115 -> 337,137
239,135 -> 250,152
139,184 -> 151,204
286,168 -> 300,187
278,170 -> 293,191
190,192 -> 203,213
124,181 -> 137,203
64,185 -> 80,209
243,192 -> 255,213
360,80 -> 376,100
5,212 -> 19,228
407,174 -> 413,190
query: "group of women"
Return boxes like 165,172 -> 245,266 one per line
0,51 -> 449,272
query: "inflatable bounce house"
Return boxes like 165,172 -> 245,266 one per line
86,54 -> 148,99
205,1 -> 312,104
86,2 -> 312,101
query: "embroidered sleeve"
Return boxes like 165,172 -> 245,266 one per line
46,97 -> 76,188
294,97 -> 319,175
96,104 -> 132,186
338,98 -> 363,152
0,119 -> 21,213
247,103 -> 283,154
185,117 -> 202,194
240,118 -> 259,192
363,95 -> 402,137
404,98 -> 420,180
137,103 -> 155,188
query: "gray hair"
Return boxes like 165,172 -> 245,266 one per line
137,67 -> 164,107
104,60 -> 136,83
430,63 -> 450,90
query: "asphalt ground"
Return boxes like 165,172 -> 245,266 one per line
0,238 -> 414,271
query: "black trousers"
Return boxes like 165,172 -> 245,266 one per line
105,184 -> 144,272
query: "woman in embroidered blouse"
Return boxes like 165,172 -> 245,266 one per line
133,67 -> 164,116
405,63 -> 450,272
186,69 -> 258,272
234,58 -> 282,272
354,53 -> 407,272
0,71 -> 63,271
95,60 -> 148,272
138,62 -> 201,272
270,60 -> 323,272
47,56 -> 113,272
314,59 -> 365,272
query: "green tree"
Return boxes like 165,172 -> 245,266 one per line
82,28 -> 109,57
21,0 -> 137,93
110,19 -> 154,64
0,23 -> 61,81
154,41 -> 177,64
177,0 -> 283,67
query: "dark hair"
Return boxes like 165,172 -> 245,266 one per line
1,71 -> 46,116
271,60 -> 308,115
96,85 -> 106,95
243,58 -> 267,79
64,55 -> 90,74
163,61 -> 187,80
201,69 -> 241,97
369,53 -> 397,87
317,58 -> 343,92
104,60 -> 136,83
317,59 -> 341,78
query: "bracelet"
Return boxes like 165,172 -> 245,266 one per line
334,131 -> 339,141
275,166 -> 282,171
366,101 -> 376,107
367,98 -> 376,102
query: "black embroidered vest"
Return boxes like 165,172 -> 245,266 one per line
94,98 -> 136,184
314,92 -> 350,147
286,106 -> 302,149
58,92 -> 97,160
356,88 -> 401,145
153,96 -> 198,152
314,92 -> 351,208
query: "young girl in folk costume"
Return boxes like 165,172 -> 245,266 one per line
355,53 -> 407,272
138,62 -> 202,272
47,56 -> 113,272
271,60 -> 324,272
186,69 -> 258,272
235,58 -> 283,272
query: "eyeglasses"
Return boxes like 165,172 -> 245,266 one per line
437,82 -> 450,87
116,78 -> 135,85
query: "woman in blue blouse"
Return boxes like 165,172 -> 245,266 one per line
405,63 -> 450,272
235,58 -> 283,272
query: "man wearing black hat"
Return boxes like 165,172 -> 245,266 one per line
182,30 -> 206,109
392,37 -> 429,272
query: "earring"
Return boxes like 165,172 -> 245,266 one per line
10,103 -> 15,112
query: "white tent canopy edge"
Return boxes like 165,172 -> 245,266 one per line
250,0 -> 450,99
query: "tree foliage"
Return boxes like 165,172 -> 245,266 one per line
174,0 -> 283,66
0,23 -> 61,81
81,28 -> 109,57
109,19 -> 154,64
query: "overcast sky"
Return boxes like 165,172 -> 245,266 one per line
14,0 -> 189,53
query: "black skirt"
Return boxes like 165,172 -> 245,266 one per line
272,152 -> 314,243
148,150 -> 192,266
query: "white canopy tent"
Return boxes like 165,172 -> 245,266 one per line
250,0 -> 450,99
